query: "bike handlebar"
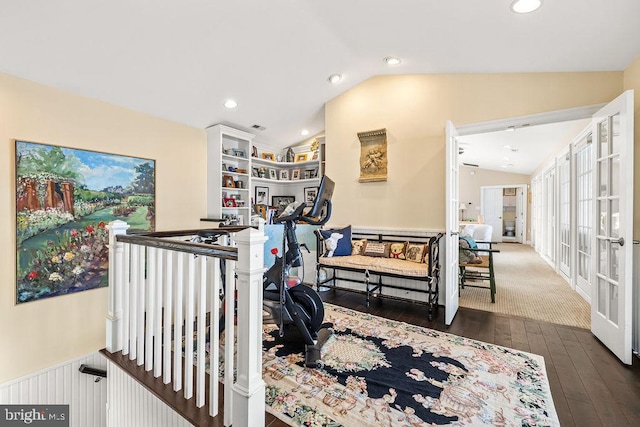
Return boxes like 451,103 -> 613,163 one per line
274,201 -> 332,226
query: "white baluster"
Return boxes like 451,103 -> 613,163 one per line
130,245 -> 139,361
145,247 -> 156,371
231,228 -> 267,427
196,256 -> 207,408
137,245 -> 146,366
106,220 -> 130,353
173,252 -> 184,392
184,254 -> 196,399
163,250 -> 174,384
122,242 -> 131,355
154,248 -> 164,378
209,255 -> 221,418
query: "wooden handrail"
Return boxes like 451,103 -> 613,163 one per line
116,234 -> 238,260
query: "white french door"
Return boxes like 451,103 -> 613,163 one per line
444,121 -> 460,325
543,167 -> 556,264
558,149 -> 571,280
591,90 -> 634,365
481,187 -> 503,242
515,186 -> 525,243
574,131 -> 593,302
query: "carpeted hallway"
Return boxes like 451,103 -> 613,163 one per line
459,242 -> 591,329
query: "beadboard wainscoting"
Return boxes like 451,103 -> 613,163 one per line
106,360 -> 193,427
0,352 -> 107,427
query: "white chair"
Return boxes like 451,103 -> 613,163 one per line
461,224 -> 493,252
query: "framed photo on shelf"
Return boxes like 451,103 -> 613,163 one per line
233,148 -> 246,158
255,186 -> 269,205
222,197 -> 237,207
312,151 -> 319,160
262,152 -> 275,161
268,168 -> 277,180
310,168 -> 318,178
252,146 -> 258,157
279,169 -> 289,180
222,174 -> 235,188
304,186 -> 318,203
272,196 -> 295,212
255,204 -> 268,219
291,168 -> 301,180
252,167 -> 259,177
295,153 -> 308,162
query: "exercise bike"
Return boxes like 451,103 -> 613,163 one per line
206,176 -> 335,367
262,176 -> 335,367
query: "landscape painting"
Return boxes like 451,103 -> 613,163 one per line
15,140 -> 156,304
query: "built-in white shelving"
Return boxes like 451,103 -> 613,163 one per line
206,124 -> 323,225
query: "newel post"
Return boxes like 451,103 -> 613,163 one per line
106,220 -> 130,353
232,227 -> 267,427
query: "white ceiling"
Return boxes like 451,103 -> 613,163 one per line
1,1 -> 639,148
457,118 -> 591,175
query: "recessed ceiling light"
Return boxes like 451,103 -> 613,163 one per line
224,99 -> 237,109
384,56 -> 401,65
300,129 -> 309,136
327,74 -> 342,84
510,0 -> 542,14
503,145 -> 512,149
506,126 -> 516,132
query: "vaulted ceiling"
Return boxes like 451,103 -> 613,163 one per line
1,1 -> 638,148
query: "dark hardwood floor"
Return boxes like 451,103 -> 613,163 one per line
105,290 -> 640,426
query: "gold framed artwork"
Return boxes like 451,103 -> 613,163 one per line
295,153 -> 308,162
503,188 -> 516,196
261,152 -> 275,160
357,128 -> 387,182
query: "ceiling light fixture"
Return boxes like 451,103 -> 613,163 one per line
384,56 -> 401,65
224,99 -> 237,109
506,126 -> 516,132
510,0 -> 542,14
327,74 -> 342,84
300,129 -> 309,136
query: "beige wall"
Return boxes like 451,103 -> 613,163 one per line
623,55 -> 640,237
0,73 -> 206,383
325,72 -> 623,229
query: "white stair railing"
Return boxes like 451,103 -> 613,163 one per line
105,221 -> 266,426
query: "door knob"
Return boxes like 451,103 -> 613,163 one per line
608,237 -> 625,246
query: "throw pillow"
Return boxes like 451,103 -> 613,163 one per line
405,243 -> 426,263
351,238 -> 367,255
460,236 -> 478,249
388,241 -> 408,259
362,241 -> 391,258
319,226 -> 352,257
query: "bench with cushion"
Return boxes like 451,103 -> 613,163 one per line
315,226 -> 444,320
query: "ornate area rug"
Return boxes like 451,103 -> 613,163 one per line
210,304 -> 559,427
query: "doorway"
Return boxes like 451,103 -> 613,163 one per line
446,93 -> 635,364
